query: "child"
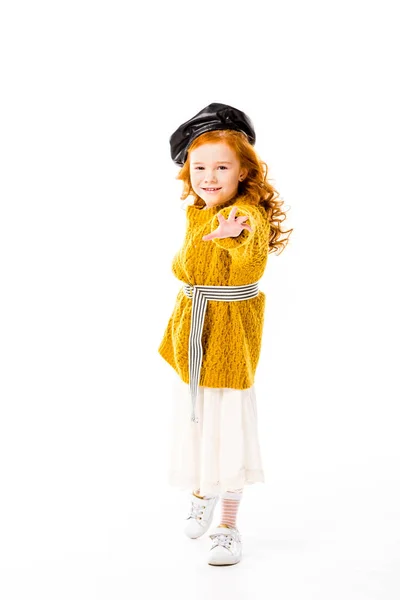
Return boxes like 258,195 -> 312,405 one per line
158,102 -> 292,566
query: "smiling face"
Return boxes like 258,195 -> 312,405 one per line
189,142 -> 248,209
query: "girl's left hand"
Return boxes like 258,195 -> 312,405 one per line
202,206 -> 253,242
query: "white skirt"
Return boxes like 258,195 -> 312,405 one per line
167,373 -> 265,497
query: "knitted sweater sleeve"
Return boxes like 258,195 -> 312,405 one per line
209,203 -> 269,253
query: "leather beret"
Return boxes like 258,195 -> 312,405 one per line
170,102 -> 256,166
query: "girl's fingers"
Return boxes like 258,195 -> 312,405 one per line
227,206 -> 237,220
208,208 -> 253,238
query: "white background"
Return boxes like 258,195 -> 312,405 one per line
1,0 -> 399,598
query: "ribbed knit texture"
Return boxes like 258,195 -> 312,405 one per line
158,194 -> 271,390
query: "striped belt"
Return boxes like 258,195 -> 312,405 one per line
182,281 -> 260,423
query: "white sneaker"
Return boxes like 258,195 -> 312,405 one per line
184,492 -> 219,539
208,525 -> 242,565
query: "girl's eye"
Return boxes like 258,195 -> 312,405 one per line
194,166 -> 227,170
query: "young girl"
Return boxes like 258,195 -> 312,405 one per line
158,102 -> 292,566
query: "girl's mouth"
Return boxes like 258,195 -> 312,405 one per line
202,187 -> 221,193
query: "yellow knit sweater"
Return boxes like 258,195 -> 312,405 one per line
158,194 -> 271,390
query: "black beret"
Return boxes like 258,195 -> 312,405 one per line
169,102 -> 256,166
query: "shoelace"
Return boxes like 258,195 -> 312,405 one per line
209,532 -> 236,553
187,501 -> 206,521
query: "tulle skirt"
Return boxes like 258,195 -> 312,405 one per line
167,373 -> 265,497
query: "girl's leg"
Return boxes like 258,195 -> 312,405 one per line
218,488 -> 243,528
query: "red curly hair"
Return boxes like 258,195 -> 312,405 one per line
175,129 -> 293,255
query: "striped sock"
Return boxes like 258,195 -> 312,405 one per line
219,488 -> 243,528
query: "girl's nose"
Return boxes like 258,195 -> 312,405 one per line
204,174 -> 218,183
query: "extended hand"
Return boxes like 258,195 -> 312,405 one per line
202,206 -> 253,242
